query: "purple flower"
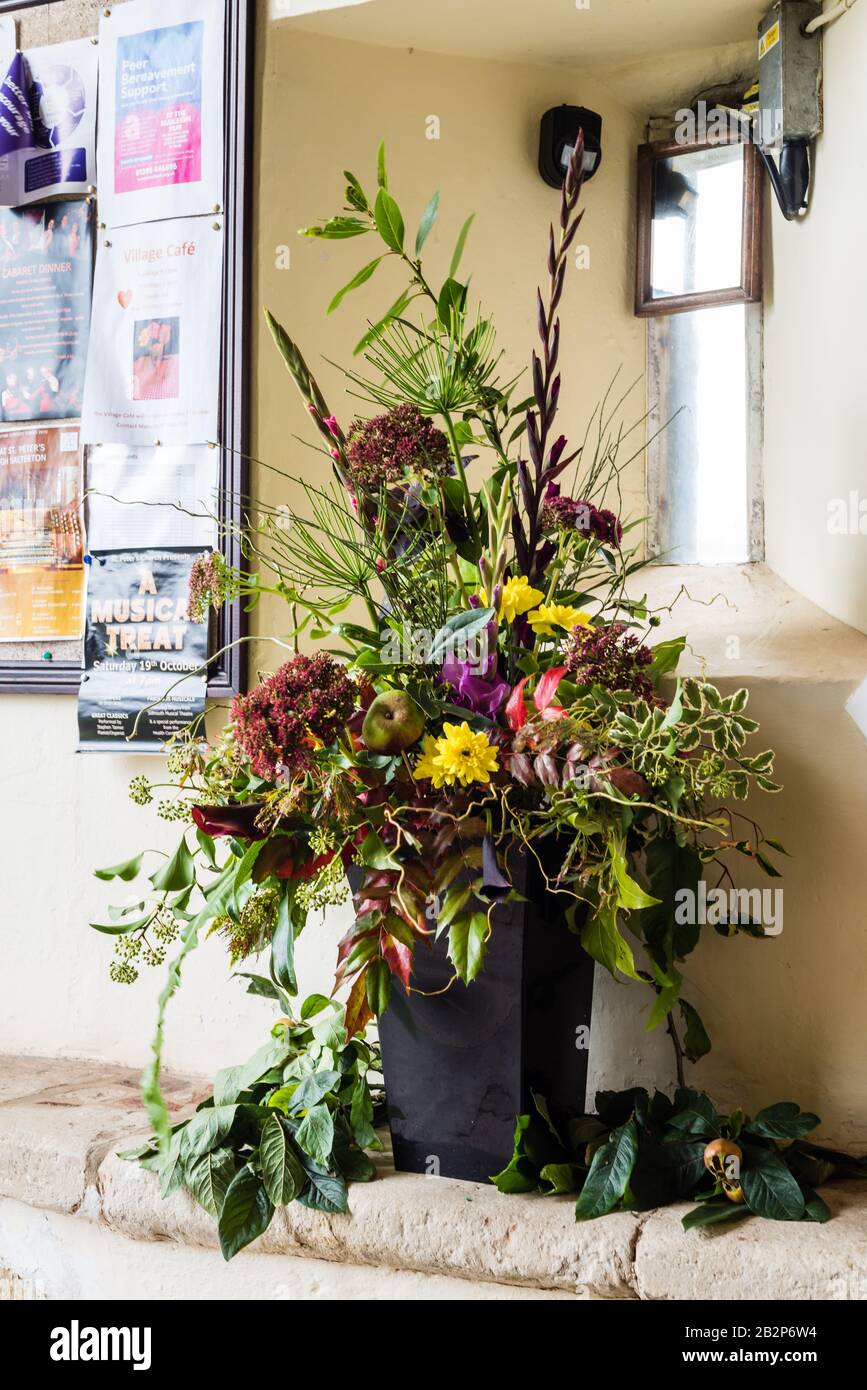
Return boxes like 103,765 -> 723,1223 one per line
562,622 -> 654,700
438,652 -> 510,718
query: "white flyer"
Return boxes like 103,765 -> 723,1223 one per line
96,0 -> 225,228
81,216 -> 223,447
87,443 -> 218,550
0,40 -> 98,207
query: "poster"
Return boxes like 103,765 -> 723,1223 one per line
0,41 -> 98,206
0,199 -> 93,422
0,424 -> 84,641
81,216 -> 222,446
97,0 -> 225,228
87,443 -> 218,550
78,547 -> 208,751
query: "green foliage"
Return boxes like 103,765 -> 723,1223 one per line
128,998 -> 384,1261
492,1090 -> 867,1235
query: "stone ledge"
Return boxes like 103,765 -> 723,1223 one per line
1,1055 -> 866,1300
631,563 -> 867,684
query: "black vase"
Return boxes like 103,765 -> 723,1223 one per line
377,846 -> 595,1183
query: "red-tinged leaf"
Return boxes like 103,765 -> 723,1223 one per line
539,703 -> 567,723
506,677 -> 529,731
534,666 -> 567,713
336,924 -> 378,967
344,970 -> 373,1040
383,935 -> 413,992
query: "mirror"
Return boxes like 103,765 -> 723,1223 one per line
635,136 -> 762,317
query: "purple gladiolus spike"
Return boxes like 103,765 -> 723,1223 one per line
536,288 -> 548,342
547,435 -> 567,472
532,352 -> 545,410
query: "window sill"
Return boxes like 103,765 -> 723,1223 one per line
633,564 -> 867,684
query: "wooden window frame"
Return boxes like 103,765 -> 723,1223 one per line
635,134 -> 763,319
0,0 -> 253,696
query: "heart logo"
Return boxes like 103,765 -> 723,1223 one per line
117,289 -> 133,309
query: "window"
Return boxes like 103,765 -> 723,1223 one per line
637,133 -> 763,565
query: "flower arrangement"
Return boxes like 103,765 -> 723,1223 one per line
91,137 -> 831,1255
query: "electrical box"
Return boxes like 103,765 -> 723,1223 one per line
757,1 -> 824,147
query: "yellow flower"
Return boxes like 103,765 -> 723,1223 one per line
413,735 -> 450,789
480,575 -> 544,624
428,722 -> 500,787
527,604 -> 591,638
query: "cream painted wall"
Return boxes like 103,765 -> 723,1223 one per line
251,28 -> 646,669
763,2 -> 867,636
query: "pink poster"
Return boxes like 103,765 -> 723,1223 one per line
97,0 -> 224,228
114,20 -> 203,196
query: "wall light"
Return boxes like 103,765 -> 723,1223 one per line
539,105 -> 603,188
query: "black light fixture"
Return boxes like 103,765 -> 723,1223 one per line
538,105 -> 603,188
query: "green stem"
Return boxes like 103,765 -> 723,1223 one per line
441,411 -> 481,551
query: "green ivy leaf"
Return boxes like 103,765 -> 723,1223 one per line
803,1187 -> 832,1223
185,1147 -> 236,1218
540,1162 -> 581,1194
649,636 -> 686,687
214,1035 -> 292,1107
741,1145 -> 806,1221
218,1165 -> 273,1261
149,836 -> 195,893
350,1076 -> 377,1149
297,1164 -> 349,1214
679,1000 -> 712,1062
581,907 -> 641,981
575,1118 -> 639,1221
365,956 -> 391,1016
358,830 -> 400,871
285,1070 -> 341,1115
260,1114 -> 305,1206
89,911 -> 155,937
94,852 -> 145,882
295,1103 -> 335,1167
180,1104 -> 239,1159
682,1202 -> 752,1232
447,911 -> 488,983
270,888 -> 297,997
744,1103 -> 820,1141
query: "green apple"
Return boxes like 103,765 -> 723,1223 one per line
362,690 -> 425,754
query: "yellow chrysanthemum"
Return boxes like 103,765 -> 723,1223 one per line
430,722 -> 500,787
527,604 -> 591,638
413,735 -> 450,789
480,575 -> 544,625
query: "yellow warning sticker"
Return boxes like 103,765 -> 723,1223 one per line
759,20 -> 781,60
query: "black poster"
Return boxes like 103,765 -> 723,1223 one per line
0,199 -> 93,421
78,547 -> 207,751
